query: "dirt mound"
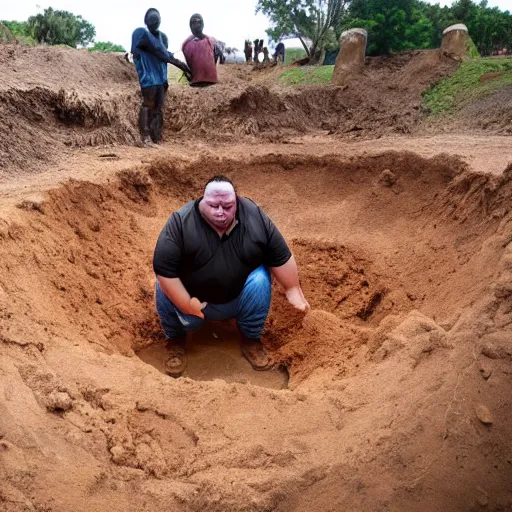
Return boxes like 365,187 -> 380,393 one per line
0,46 -> 462,179
0,45 -> 139,179
163,50 -> 458,141
457,84 -> 512,134
0,45 -> 136,92
1,151 -> 512,510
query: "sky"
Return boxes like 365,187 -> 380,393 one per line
2,0 -> 511,56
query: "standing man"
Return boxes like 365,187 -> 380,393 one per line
131,8 -> 191,146
153,175 -> 309,377
182,14 -> 219,87
244,40 -> 253,64
273,42 -> 286,64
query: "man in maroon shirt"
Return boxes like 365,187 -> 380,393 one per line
182,14 -> 219,87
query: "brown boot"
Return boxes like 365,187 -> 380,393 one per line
240,335 -> 272,371
165,337 -> 187,377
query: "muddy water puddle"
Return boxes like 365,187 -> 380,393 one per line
137,323 -> 288,389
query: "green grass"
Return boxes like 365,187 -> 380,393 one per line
284,48 -> 308,65
423,58 -> 512,116
167,65 -> 188,85
280,65 -> 334,85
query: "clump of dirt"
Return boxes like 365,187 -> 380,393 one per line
1,151 -> 512,511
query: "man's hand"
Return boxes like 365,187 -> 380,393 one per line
285,286 -> 310,311
183,297 -> 207,319
169,56 -> 192,78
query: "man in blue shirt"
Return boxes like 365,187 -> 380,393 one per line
131,8 -> 190,146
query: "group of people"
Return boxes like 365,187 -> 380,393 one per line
131,9 -> 219,146
244,40 -> 285,64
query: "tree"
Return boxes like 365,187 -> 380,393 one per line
346,0 -> 433,55
225,47 -> 239,58
451,0 -> 477,22
464,2 -> 512,55
27,7 -> 95,47
89,41 -> 125,52
0,21 -> 15,43
256,0 -> 351,64
417,2 -> 456,48
1,20 -> 35,45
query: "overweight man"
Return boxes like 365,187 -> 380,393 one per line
153,175 -> 309,377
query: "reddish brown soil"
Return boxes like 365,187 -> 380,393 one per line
0,46 -> 142,177
0,46 -> 458,179
1,45 -> 512,512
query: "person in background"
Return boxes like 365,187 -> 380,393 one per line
262,47 -> 270,63
253,39 -> 264,63
273,42 -> 285,64
244,40 -> 253,64
131,8 -> 191,146
214,41 -> 226,65
182,14 -> 218,87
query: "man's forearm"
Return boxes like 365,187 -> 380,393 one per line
271,255 -> 300,291
136,38 -> 171,63
271,255 -> 309,311
169,56 -> 190,74
157,275 -> 191,312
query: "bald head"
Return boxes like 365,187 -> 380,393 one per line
204,180 -> 235,199
199,176 -> 237,234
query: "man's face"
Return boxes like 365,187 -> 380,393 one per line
146,11 -> 161,33
200,182 -> 236,231
190,16 -> 204,37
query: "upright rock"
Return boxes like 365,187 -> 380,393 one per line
332,28 -> 367,85
441,24 -> 470,60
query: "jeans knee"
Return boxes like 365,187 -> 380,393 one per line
248,266 -> 271,291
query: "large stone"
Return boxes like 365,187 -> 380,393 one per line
474,403 -> 494,425
332,28 -> 367,85
441,24 -> 470,60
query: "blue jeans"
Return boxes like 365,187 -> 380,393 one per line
156,266 -> 271,340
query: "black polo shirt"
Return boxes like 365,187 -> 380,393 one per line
153,197 -> 291,304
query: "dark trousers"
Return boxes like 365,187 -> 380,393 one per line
139,84 -> 167,143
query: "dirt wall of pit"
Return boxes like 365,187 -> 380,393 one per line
1,151 -> 512,511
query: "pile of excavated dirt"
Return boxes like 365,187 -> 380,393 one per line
164,50 -> 458,140
1,151 -> 512,511
0,46 -> 460,179
0,45 -> 140,177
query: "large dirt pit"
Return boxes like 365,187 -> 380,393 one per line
1,150 -> 512,511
